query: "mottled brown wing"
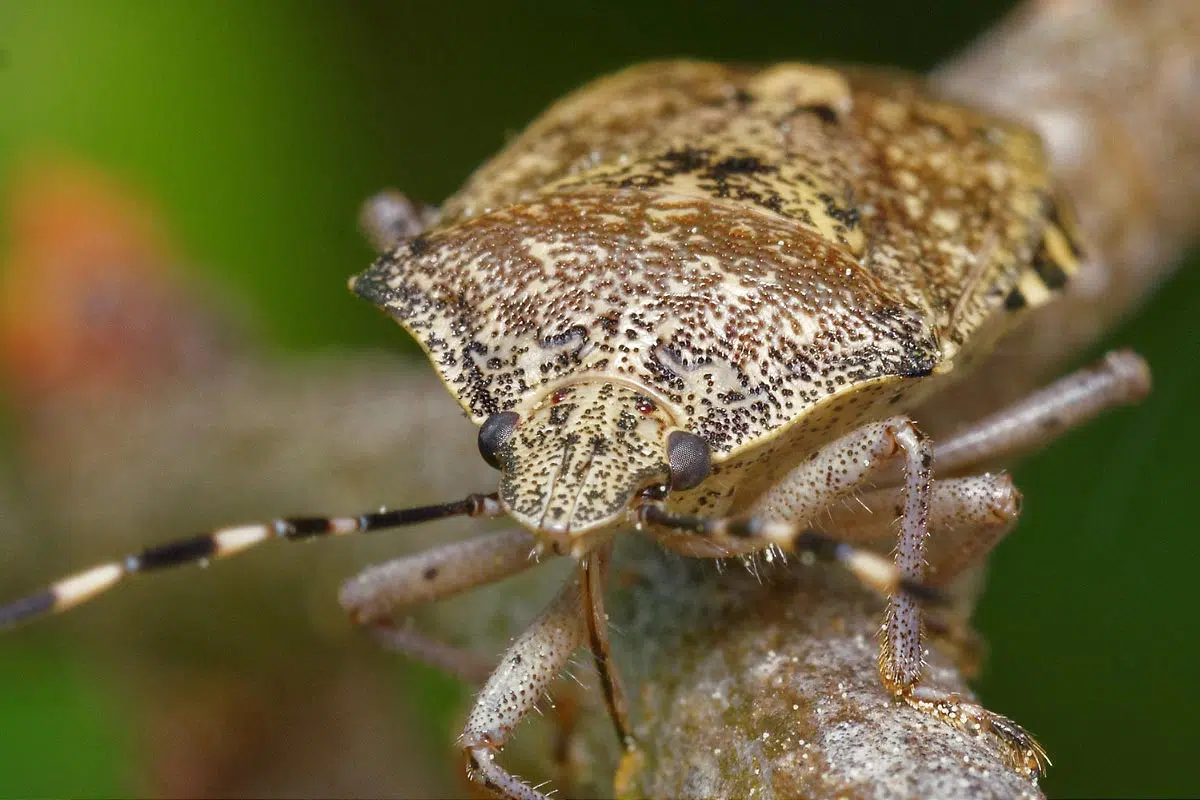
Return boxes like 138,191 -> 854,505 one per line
443,62 -> 1074,358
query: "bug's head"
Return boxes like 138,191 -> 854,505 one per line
477,380 -> 711,554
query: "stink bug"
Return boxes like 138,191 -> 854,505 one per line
0,62 -> 1151,799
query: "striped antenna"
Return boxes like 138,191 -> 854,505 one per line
0,493 -> 502,630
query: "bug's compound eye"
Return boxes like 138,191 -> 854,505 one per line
667,430 -> 712,491
478,411 -> 520,470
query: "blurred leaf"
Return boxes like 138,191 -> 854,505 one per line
0,645 -> 134,797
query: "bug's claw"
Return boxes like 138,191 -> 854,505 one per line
902,686 -> 1050,782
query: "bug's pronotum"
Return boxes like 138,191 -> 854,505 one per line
0,60 -> 1153,799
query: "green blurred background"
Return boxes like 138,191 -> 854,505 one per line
0,1 -> 1196,797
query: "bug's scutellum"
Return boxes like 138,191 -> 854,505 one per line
1,62 -> 1152,800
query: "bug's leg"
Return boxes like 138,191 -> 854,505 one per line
345,531 -> 593,794
581,541 -> 633,746
340,527 -> 541,626
463,572 -> 586,800
339,527 -> 545,682
643,416 -> 936,600
813,482 -> 1050,777
641,418 -> 1048,777
819,473 -> 1018,678
369,623 -> 496,683
359,189 -> 439,253
0,493 -> 503,629
642,416 -> 944,713
902,685 -> 1049,781
931,348 -> 1150,476
818,473 -> 1021,587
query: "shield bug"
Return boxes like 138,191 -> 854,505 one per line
0,61 -> 1151,798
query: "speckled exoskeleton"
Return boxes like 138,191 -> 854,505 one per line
0,62 -> 1151,799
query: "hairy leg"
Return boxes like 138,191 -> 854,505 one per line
342,529 -> 599,795
931,349 -> 1149,476
819,473 -> 1017,681
463,573 -> 586,800
339,527 -> 543,684
819,473 -> 1020,586
640,418 -> 1050,778
643,416 -> 936,686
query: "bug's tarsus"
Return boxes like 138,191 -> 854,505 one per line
902,685 -> 1050,781
466,748 -> 547,800
0,493 -> 502,630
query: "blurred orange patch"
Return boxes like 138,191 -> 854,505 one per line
1,161 -> 232,402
